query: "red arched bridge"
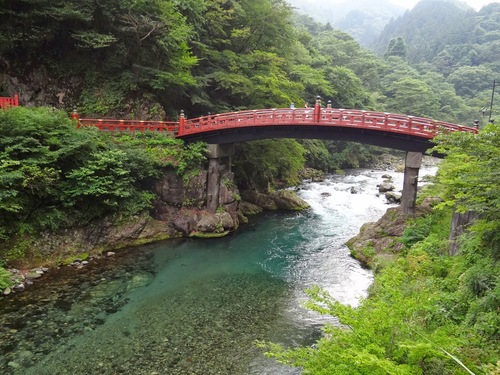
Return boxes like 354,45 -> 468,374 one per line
74,103 -> 477,152
1,93 -> 479,152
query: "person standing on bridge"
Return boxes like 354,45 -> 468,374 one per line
290,103 -> 295,109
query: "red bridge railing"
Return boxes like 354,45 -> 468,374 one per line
74,106 -> 478,139
180,108 -> 478,138
0,94 -> 19,109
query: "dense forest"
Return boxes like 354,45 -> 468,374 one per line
0,0 -> 499,373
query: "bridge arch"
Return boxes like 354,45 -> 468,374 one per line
177,107 -> 476,153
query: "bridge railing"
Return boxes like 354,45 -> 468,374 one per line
181,108 -> 317,135
0,94 -> 19,109
181,108 -> 478,138
77,118 -> 179,134
72,107 -> 477,139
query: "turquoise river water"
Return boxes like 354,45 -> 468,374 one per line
0,167 -> 435,374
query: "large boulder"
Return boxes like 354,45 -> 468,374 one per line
240,190 -> 310,211
385,191 -> 402,203
378,182 -> 395,192
195,211 -> 235,233
241,190 -> 278,210
171,208 -> 203,234
270,190 -> 310,210
239,201 -> 264,216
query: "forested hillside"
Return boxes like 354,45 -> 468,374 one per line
287,0 -> 406,46
373,1 -> 499,122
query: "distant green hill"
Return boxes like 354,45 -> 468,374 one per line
372,0 -> 500,70
286,0 -> 406,45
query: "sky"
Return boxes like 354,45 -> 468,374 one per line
390,0 -> 495,10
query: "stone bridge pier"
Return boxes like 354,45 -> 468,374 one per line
401,151 -> 423,216
206,144 -> 234,213
206,146 -> 423,216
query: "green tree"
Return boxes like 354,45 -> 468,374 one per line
431,123 -> 500,252
325,66 -> 371,109
233,139 -> 305,191
385,77 -> 439,117
384,36 -> 408,59
446,65 -> 495,98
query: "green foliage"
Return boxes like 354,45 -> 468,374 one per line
386,77 -> 439,117
0,107 -> 204,262
401,209 -> 451,250
299,140 -> 331,171
233,139 -> 305,191
384,36 -> 408,59
431,123 -> 500,241
262,242 -> 495,373
0,267 -> 13,289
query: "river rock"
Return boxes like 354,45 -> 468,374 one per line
13,283 -> 25,292
269,190 -> 310,210
299,168 -> 325,182
196,213 -> 218,232
171,208 -> 202,234
378,182 -> 395,192
239,201 -> 263,216
385,191 -> 402,203
25,271 -> 43,279
241,191 -> 278,210
195,212 -> 234,233
218,212 -> 235,229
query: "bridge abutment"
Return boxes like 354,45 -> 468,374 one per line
401,151 -> 423,216
206,144 -> 234,213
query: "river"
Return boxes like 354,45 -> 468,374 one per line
0,166 -> 436,374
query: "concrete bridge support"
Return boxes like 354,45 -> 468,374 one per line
206,144 -> 234,213
401,151 -> 423,216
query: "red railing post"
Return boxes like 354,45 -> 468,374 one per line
314,95 -> 321,123
178,109 -> 185,136
71,107 -> 80,127
14,94 -> 19,107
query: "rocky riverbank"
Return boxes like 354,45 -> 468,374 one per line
1,169 -> 310,296
345,154 -> 441,269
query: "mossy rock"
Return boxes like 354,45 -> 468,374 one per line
189,231 -> 230,239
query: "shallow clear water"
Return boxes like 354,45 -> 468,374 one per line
0,167 -> 436,374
